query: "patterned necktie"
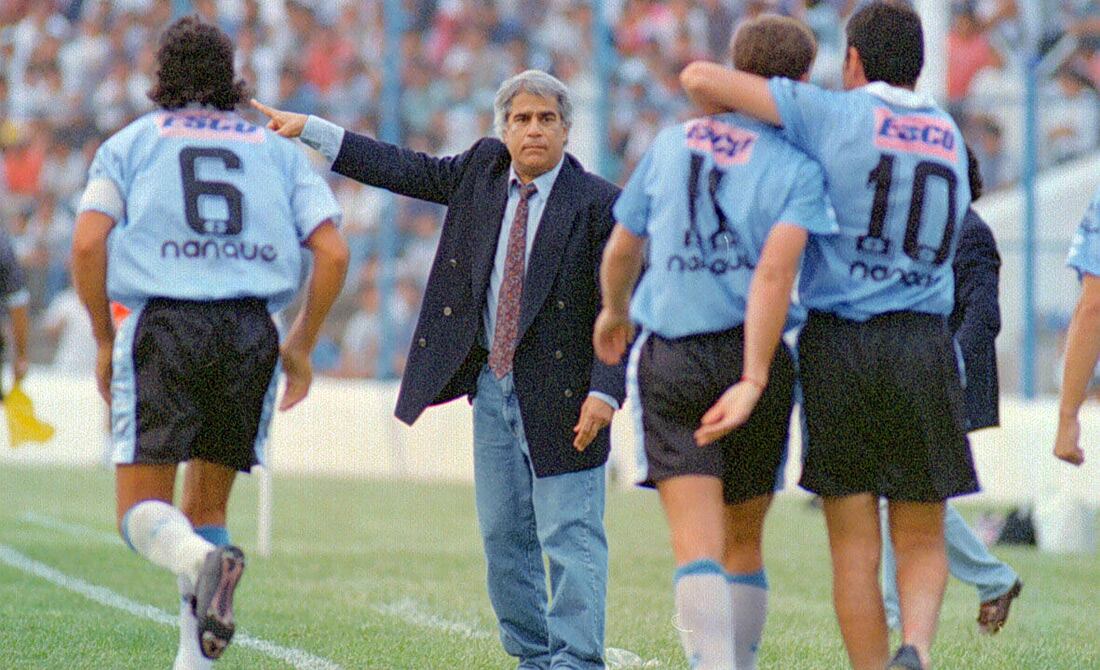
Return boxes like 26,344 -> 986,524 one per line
489,181 -> 538,379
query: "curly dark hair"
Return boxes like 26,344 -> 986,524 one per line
147,16 -> 249,110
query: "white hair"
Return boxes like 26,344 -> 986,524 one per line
493,69 -> 573,139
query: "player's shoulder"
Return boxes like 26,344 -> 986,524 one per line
99,111 -> 160,154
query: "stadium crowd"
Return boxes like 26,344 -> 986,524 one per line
3,0 -> 1100,379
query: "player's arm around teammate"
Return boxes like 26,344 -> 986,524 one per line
679,5 -> 979,670
595,17 -> 831,670
1056,186 -> 1100,466
693,223 -> 809,447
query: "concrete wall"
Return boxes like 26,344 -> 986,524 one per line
3,372 -> 1096,507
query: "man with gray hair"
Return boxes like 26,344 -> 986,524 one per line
252,70 -> 625,669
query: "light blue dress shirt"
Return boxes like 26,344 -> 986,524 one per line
300,116 -> 618,410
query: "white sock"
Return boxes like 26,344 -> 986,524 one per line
674,560 -> 734,670
728,570 -> 769,670
173,575 -> 212,670
121,500 -> 214,586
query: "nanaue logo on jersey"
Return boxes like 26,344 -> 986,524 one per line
161,143 -> 278,263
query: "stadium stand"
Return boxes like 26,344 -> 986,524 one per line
3,0 -> 1099,385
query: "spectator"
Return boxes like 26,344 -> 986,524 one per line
332,283 -> 382,379
947,5 -> 1004,115
1042,65 -> 1100,165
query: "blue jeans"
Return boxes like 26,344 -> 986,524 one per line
473,366 -> 608,670
881,502 -> 1018,627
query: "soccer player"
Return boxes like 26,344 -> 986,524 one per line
1056,182 -> 1100,467
680,3 -> 978,669
71,17 -> 347,668
594,17 -> 833,670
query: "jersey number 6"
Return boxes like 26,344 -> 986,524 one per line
179,147 -> 244,236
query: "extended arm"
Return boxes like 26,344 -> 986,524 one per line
695,224 -> 807,446
679,62 -> 782,126
252,99 -> 478,205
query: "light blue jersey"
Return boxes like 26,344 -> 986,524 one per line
81,108 -> 341,312
614,113 -> 835,339
1067,187 -> 1100,278
768,79 -> 971,321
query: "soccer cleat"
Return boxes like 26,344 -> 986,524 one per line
887,644 -> 924,670
192,545 -> 246,660
977,579 -> 1022,635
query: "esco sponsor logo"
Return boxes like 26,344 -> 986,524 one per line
161,114 -> 259,134
161,239 -> 278,262
877,116 -> 955,151
849,260 -> 940,287
872,108 -> 958,161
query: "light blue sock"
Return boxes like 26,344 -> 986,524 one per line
674,559 -> 734,670
728,570 -> 769,670
194,525 -> 230,548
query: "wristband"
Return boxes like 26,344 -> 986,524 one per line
740,375 -> 766,391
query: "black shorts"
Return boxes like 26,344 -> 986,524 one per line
797,310 -> 980,502
629,326 -> 796,504
110,297 -> 280,472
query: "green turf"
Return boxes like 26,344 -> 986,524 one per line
0,464 -> 1096,669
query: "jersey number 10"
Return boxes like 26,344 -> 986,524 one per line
856,153 -> 958,266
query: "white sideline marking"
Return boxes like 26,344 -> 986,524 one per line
0,544 -> 343,670
373,599 -> 660,667
373,598 -> 493,640
18,514 -> 659,667
20,512 -> 121,545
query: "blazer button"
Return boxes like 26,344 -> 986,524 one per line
418,338 -> 427,348
554,350 -> 563,360
443,306 -> 453,316
449,258 -> 458,268
556,300 -> 565,310
564,389 -> 573,398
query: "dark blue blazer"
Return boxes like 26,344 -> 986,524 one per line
330,133 -> 626,477
949,208 -> 1001,431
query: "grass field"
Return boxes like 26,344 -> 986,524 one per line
1,464 -> 1098,669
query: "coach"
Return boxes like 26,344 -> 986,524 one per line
252,69 -> 625,670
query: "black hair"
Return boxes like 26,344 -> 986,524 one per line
148,16 -> 249,110
847,1 -> 924,88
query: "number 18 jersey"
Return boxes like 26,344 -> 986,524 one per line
82,108 -> 341,312
768,79 -> 971,321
